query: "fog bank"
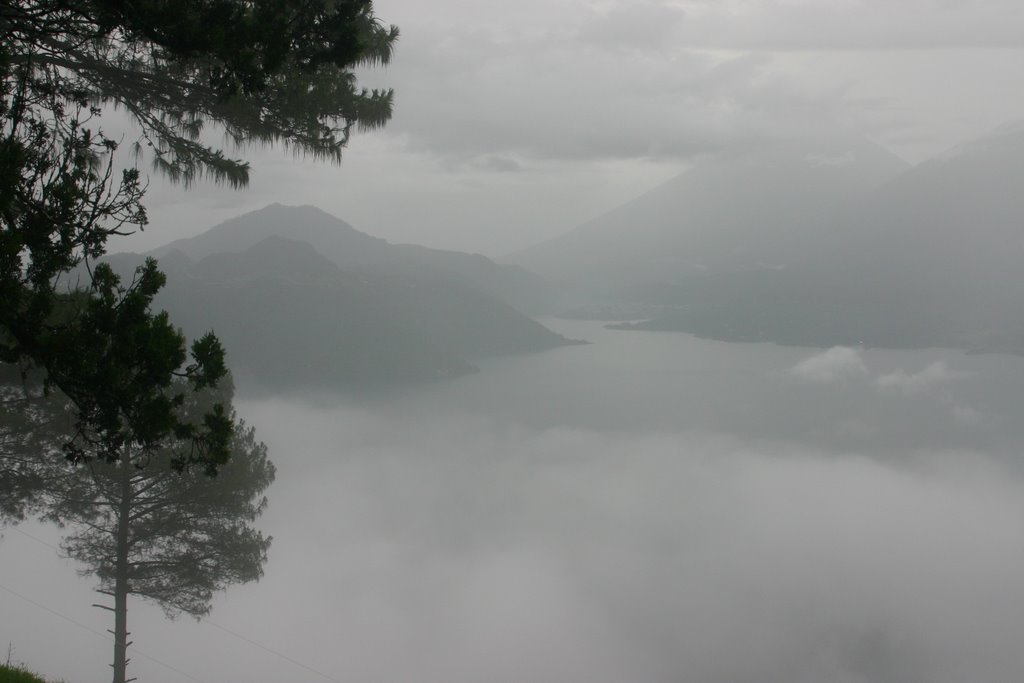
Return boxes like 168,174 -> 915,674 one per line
5,326 -> 1024,683
210,397 -> 1024,683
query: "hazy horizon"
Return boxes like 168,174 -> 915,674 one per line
6,3 -> 1024,682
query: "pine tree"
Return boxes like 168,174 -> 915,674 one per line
1,0 -> 398,186
1,0 -> 398,481
27,374 -> 273,683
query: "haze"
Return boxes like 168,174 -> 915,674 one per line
6,2 -> 1024,683
8,324 -> 1024,682
130,0 -> 1024,256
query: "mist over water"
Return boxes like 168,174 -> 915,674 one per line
6,2 -> 1024,681
7,321 -> 1024,682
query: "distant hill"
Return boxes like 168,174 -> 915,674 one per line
154,203 -> 555,315
509,136 -> 909,288
103,219 -> 578,392
810,123 -> 1024,352
510,129 -> 1024,354
822,123 -> 1024,317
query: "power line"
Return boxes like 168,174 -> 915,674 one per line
205,619 -> 346,683
8,526 -> 60,553
0,581 -> 109,642
0,582 -> 208,683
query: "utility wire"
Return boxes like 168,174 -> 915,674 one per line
7,526 -> 60,552
204,620 -> 346,683
0,581 -> 208,683
6,525 -> 346,683
0,581 -> 110,642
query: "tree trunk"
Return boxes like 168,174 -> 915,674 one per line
112,446 -> 132,683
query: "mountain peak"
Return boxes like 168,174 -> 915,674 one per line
509,135 -> 909,285
932,120 -> 1024,164
186,234 -> 348,285
245,202 -> 341,220
144,203 -> 554,314
149,203 -> 386,262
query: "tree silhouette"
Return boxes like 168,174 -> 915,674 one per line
27,374 -> 273,683
1,0 -> 398,186
1,0 -> 398,482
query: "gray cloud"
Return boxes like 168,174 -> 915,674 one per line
375,33 -> 865,165
137,403 -> 1024,683
790,350 -> 975,400
790,347 -> 869,384
353,0 -> 1024,174
875,361 -> 969,395
577,0 -> 688,52
673,0 -> 1024,51
5,324 -> 1024,683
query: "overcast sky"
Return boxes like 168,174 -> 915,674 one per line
125,0 -> 1024,257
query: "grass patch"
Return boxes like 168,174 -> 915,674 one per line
0,664 -> 51,683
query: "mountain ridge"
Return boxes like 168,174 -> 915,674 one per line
154,203 -> 554,315
104,208 -> 580,392
507,128 -> 1024,354
507,136 -> 910,287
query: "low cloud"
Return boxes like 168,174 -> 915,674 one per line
5,387 -> 1024,683
578,0 -> 688,53
790,352 -> 972,399
203,401 -> 1024,683
363,12 -> 881,168
355,0 -> 1024,169
951,404 -> 983,425
789,346 -> 868,384
674,0 -> 1024,51
875,361 -> 968,395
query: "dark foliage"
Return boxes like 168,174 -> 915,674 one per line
9,375 -> 274,682
40,377 -> 275,618
0,0 -> 397,481
1,0 -> 398,185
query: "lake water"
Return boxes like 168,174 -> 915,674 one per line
5,321 -> 1024,683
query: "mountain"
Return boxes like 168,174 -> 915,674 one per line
509,136 -> 909,289
823,123 -> 1024,305
154,203 -> 554,314
511,128 -> 1024,353
104,226 -> 578,393
102,239 -> 467,389
808,123 -> 1024,352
